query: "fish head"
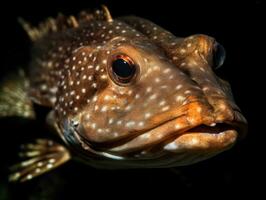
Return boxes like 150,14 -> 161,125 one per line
55,22 -> 247,168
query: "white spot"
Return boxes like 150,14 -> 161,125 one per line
210,123 -> 216,127
27,174 -> 33,180
149,94 -> 157,100
82,75 -> 87,80
161,106 -> 170,111
81,88 -> 86,93
125,121 -> 136,127
88,75 -> 93,80
102,59 -> 107,64
104,95 -> 111,101
85,114 -> 90,120
101,74 -> 107,80
37,162 -> 43,167
97,129 -> 103,133
101,106 -> 108,112
187,43 -> 192,47
108,118 -> 114,124
146,87 -> 152,93
125,105 -> 132,111
200,67 -> 205,72
175,84 -> 183,90
135,94 -> 140,99
91,123 -> 97,129
46,163 -> 53,169
70,91 -> 75,95
155,78 -> 161,83
140,133 -> 150,139
203,87 -> 209,91
92,83 -> 97,88
159,100 -> 166,106
138,121 -> 144,127
190,138 -> 198,145
117,120 -> 123,125
185,90 -> 191,94
49,158 -> 55,163
164,141 -> 178,150
180,62 -> 186,67
76,95 -> 80,100
74,107 -> 78,111
163,68 -> 171,74
40,84 -> 47,91
144,113 -> 151,119
175,95 -> 186,102
160,85 -> 168,89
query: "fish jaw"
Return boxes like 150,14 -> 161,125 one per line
60,97 -> 246,168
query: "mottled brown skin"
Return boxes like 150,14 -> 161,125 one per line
25,10 -> 247,168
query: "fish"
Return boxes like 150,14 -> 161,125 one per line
0,6 -> 247,182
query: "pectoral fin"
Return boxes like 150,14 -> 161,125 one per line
9,139 -> 71,182
0,70 -> 35,118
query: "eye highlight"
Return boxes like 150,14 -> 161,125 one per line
109,54 -> 137,85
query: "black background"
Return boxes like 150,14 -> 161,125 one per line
0,0 -> 264,199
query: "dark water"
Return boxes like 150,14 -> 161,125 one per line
0,0 -> 264,199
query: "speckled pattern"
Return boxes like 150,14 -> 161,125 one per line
6,6 -> 247,174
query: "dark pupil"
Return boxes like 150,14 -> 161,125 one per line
112,59 -> 135,79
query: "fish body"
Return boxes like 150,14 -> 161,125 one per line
1,6 -> 247,181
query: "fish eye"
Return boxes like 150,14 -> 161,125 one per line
110,54 -> 137,85
213,42 -> 226,69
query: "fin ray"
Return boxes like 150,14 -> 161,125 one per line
0,70 -> 35,118
19,5 -> 112,41
9,139 -> 71,182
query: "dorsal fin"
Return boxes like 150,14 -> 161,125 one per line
19,5 -> 113,42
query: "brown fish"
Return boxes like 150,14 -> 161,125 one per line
0,6 -> 247,182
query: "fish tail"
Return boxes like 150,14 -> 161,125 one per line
0,69 -> 35,119
9,139 -> 71,182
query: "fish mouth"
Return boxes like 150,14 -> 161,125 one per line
73,117 -> 242,168
67,102 -> 246,168
107,117 -> 241,156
